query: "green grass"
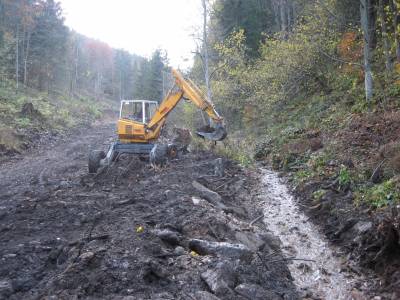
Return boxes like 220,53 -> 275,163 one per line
355,179 -> 400,208
0,82 -> 115,153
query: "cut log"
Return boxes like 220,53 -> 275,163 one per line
192,181 -> 225,209
189,239 -> 252,260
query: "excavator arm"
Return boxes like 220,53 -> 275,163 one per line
147,69 -> 226,141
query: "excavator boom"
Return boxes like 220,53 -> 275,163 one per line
147,69 -> 226,141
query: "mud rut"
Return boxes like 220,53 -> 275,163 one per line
0,122 -> 366,299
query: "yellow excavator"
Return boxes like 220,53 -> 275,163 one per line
88,69 -> 227,173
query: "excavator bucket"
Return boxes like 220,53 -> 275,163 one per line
196,124 -> 227,141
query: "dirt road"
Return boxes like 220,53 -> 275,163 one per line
0,123 -> 297,299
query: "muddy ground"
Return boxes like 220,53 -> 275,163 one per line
0,122 -> 298,299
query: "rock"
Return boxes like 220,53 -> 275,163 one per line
200,262 -> 236,296
353,221 -> 373,234
153,229 -> 181,246
164,190 -> 176,201
336,220 -> 373,242
235,232 -> 266,251
79,251 -> 94,263
224,206 -> 247,218
192,196 -> 202,205
235,283 -> 281,300
0,280 -> 14,298
230,179 -> 245,194
12,276 -> 34,292
261,233 -> 281,250
142,261 -> 169,283
174,246 -> 186,255
193,291 -> 221,300
192,181 -> 226,210
189,239 -> 252,260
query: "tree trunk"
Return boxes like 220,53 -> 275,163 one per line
15,24 -> 19,91
379,0 -> 392,71
280,0 -> 288,33
287,0 -> 292,30
391,0 -> 400,62
202,0 -> 212,106
74,40 -> 79,92
361,0 -> 375,103
24,30 -> 31,86
202,0 -> 213,127
272,0 -> 281,31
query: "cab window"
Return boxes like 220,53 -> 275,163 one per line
121,102 -> 143,122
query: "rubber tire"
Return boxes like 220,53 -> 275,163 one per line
167,144 -> 178,160
88,150 -> 106,173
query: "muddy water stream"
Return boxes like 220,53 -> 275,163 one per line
261,169 -> 367,300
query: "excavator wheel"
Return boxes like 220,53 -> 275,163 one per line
167,144 -> 178,159
88,150 -> 106,174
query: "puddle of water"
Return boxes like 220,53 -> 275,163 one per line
261,169 -> 367,300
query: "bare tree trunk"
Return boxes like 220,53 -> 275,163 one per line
280,0 -> 288,33
391,0 -> 400,62
15,24 -> 19,91
201,0 -> 213,127
74,40 -> 79,93
202,0 -> 212,106
272,0 -> 281,31
287,0 -> 292,30
361,0 -> 374,103
379,0 -> 392,71
24,30 -> 31,86
119,69 -> 123,100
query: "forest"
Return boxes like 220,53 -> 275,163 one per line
192,0 -> 400,206
0,0 -> 166,100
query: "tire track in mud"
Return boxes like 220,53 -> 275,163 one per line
260,169 -> 369,300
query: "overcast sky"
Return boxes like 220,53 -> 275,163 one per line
59,0 -> 203,69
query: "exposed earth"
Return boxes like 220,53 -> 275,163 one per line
1,120 -> 396,300
0,122 -> 298,300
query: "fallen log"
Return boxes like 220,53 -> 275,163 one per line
192,181 -> 226,210
189,239 -> 252,260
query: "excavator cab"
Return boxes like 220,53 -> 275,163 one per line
120,100 -> 158,124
